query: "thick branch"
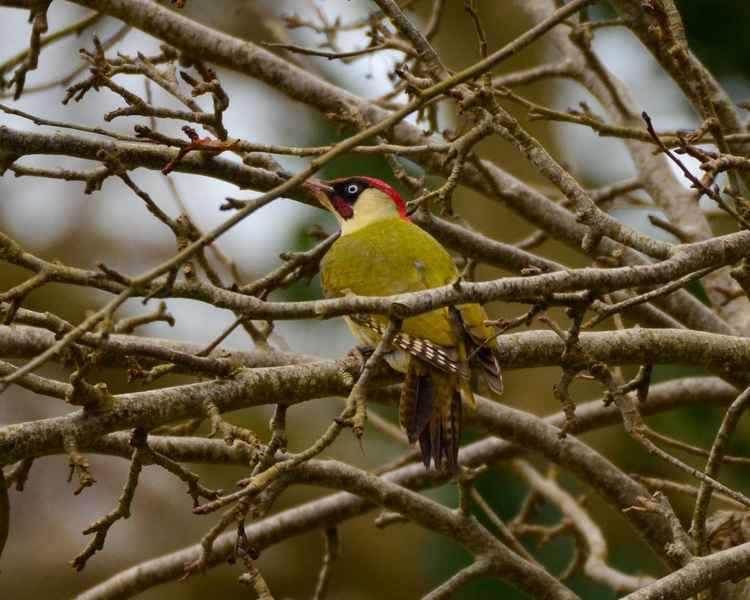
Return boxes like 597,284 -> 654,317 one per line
0,356 -> 360,465
620,541 -> 750,600
3,324 -> 750,464
3,224 -> 747,324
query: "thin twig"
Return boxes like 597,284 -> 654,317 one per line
690,385 -> 750,554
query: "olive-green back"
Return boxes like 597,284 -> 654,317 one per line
320,218 -> 491,347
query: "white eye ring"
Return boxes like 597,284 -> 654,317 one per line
346,184 -> 359,195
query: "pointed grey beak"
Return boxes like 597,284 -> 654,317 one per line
302,177 -> 335,197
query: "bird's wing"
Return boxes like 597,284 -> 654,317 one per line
456,303 -> 504,396
350,314 -> 470,379
321,218 -> 499,391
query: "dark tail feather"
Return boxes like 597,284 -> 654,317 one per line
402,360 -> 463,473
436,391 -> 462,474
418,426 -> 432,469
419,382 -> 462,473
414,374 -> 434,441
400,363 -> 434,444
430,416 -> 442,471
447,391 -> 462,473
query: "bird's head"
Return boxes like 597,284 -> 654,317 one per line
303,176 -> 409,234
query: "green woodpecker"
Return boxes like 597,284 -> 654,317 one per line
304,176 -> 502,472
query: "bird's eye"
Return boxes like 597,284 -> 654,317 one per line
346,184 -> 359,195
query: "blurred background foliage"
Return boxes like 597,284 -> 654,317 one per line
676,0 -> 750,80
1,1 -> 749,598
